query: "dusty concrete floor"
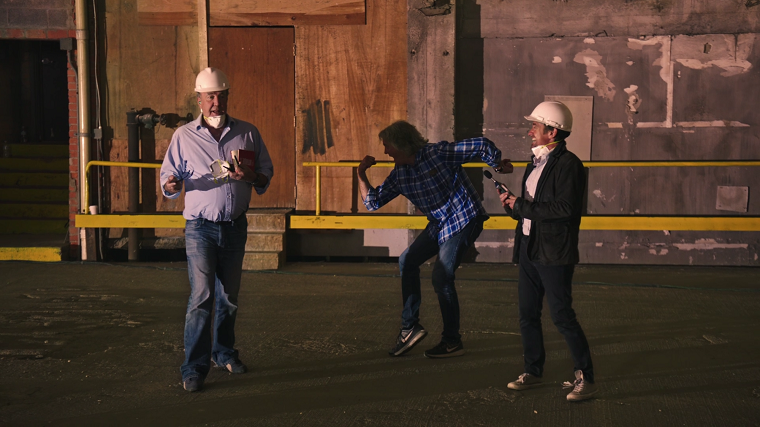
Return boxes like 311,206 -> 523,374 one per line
0,261 -> 759,426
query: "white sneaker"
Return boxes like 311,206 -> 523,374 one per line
565,370 -> 598,401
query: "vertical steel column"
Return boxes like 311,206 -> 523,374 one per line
126,110 -> 140,261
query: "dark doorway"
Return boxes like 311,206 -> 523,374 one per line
0,40 -> 70,145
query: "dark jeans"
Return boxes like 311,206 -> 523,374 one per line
181,216 -> 248,381
518,235 -> 594,383
398,216 -> 485,343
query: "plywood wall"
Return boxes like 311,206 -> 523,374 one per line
295,0 -> 408,214
104,0 -> 198,238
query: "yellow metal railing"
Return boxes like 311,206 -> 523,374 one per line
75,159 -> 760,231
303,160 -> 760,216
82,160 -> 161,214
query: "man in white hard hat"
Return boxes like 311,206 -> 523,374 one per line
160,67 -> 274,392
498,101 -> 597,401
358,120 -> 513,358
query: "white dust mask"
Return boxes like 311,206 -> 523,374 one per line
531,141 -> 558,160
203,114 -> 226,129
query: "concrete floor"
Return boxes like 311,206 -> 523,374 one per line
0,261 -> 758,426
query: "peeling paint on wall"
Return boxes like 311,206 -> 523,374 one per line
475,240 -> 514,248
573,49 -> 616,101
627,36 -> 671,84
676,120 -> 750,127
627,36 -> 673,127
624,85 -> 641,124
553,56 -> 562,63
673,34 -> 755,77
583,38 -> 595,44
673,238 -> 749,251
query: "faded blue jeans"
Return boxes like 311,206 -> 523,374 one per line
398,216 -> 485,344
181,216 -> 247,381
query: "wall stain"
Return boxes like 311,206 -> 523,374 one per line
573,49 -> 617,101
302,99 -> 335,155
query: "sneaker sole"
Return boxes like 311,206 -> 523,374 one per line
507,382 -> 543,391
390,330 -> 428,356
424,348 -> 466,359
567,389 -> 598,401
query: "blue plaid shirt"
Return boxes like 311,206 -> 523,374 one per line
363,138 -> 502,244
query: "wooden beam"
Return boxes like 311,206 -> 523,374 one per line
198,0 -> 208,69
137,0 -> 196,26
138,0 -> 365,26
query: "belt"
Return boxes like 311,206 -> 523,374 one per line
211,213 -> 244,225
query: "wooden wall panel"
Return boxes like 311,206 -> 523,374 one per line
105,3 -> 196,143
137,0 -> 365,26
107,139 -> 184,238
295,0 -> 408,214
104,0 -> 197,238
211,0 -> 365,26
209,27 -> 296,208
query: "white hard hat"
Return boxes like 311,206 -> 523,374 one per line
195,67 -> 230,93
524,101 -> 573,132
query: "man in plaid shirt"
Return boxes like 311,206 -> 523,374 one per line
358,120 -> 513,358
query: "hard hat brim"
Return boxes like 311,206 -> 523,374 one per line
195,87 -> 230,93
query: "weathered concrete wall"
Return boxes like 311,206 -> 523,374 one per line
459,0 -> 760,265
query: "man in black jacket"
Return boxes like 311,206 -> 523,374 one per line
499,101 -> 597,401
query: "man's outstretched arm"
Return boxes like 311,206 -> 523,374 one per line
357,155 -> 377,201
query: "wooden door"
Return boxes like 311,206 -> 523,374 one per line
209,27 -> 295,208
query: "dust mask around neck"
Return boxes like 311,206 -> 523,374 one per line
531,141 -> 558,160
203,114 -> 226,129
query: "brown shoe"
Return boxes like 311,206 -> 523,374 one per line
507,373 -> 543,390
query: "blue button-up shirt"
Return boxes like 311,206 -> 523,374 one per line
160,115 -> 274,222
363,138 -> 502,244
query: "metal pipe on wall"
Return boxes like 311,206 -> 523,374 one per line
126,110 -> 140,261
76,0 -> 91,215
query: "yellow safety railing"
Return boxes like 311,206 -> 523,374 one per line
75,159 -> 760,231
82,160 -> 161,214
303,160 -> 760,216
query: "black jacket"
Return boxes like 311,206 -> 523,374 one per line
511,141 -> 585,265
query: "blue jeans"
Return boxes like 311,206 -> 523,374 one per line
398,216 -> 485,343
181,216 -> 248,381
518,235 -> 594,383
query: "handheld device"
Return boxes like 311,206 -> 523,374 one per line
483,170 -> 512,197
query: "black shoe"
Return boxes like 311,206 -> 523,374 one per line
215,359 -> 247,374
183,376 -> 203,392
424,340 -> 465,358
388,324 -> 428,356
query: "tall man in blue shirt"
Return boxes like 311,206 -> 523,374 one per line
358,120 -> 512,358
161,67 -> 274,392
